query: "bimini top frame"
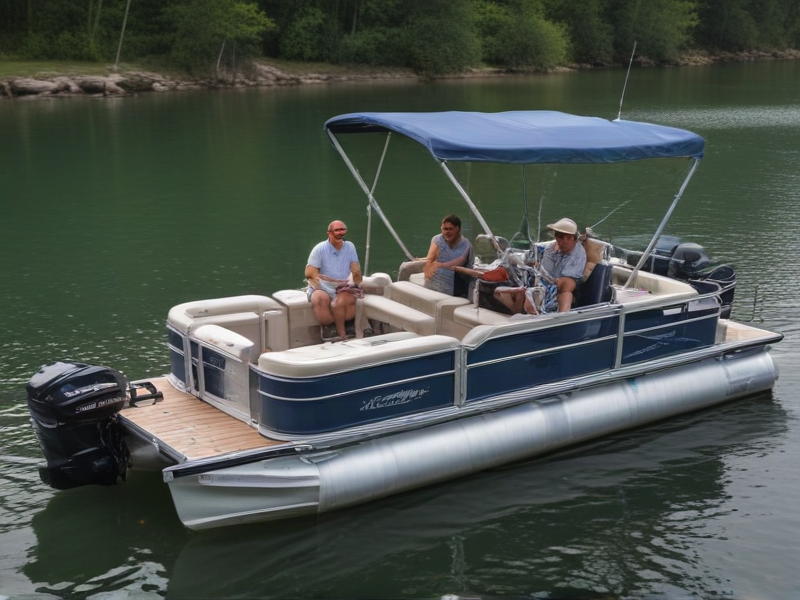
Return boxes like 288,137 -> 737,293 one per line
323,110 -> 705,278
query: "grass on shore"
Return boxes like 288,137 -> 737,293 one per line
0,60 -> 118,78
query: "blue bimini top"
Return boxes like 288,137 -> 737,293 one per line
324,110 -> 705,165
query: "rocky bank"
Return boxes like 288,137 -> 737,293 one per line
0,62 -> 417,99
3,49 -> 799,100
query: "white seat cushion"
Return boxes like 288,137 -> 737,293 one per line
361,295 -> 436,336
452,305 -> 513,328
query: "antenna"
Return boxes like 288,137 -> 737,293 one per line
617,41 -> 637,121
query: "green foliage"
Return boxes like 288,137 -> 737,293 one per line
13,0 -> 108,60
605,0 -> 698,63
336,27 -> 406,66
279,6 -> 336,61
1,0 -> 799,75
167,0 -> 275,73
694,0 -> 800,51
403,0 -> 481,75
477,0 -> 568,70
543,0 -> 614,64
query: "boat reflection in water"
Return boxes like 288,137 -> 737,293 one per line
162,393 -> 781,599
24,471 -> 189,598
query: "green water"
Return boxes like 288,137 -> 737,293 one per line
1,61 -> 799,599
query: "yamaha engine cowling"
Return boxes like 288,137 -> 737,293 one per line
27,361 -> 130,490
668,243 -> 711,279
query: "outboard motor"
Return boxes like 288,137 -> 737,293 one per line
27,361 -> 130,490
668,242 -> 711,279
668,243 -> 736,318
626,235 -> 682,275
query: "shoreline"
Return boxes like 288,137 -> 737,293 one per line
3,49 -> 799,100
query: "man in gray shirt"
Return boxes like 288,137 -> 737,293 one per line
540,217 -> 586,312
493,217 -> 586,315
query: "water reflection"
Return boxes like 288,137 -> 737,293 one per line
23,471 -> 188,598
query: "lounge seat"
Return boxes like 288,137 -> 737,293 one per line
452,304 -> 513,328
168,295 -> 289,359
359,294 -> 436,336
257,332 -> 461,378
386,281 -> 471,337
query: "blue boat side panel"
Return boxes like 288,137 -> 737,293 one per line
202,348 -> 226,399
259,374 -> 454,435
170,349 -> 186,385
257,350 -> 457,435
622,315 -> 718,365
168,329 -> 187,385
168,329 -> 184,351
260,352 -> 454,399
466,338 -> 617,402
467,316 -> 618,365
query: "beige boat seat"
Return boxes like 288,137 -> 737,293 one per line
272,273 -> 413,346
168,295 -> 289,359
386,280 -> 471,337
452,304 -> 513,328
257,332 -> 461,378
359,294 -> 436,336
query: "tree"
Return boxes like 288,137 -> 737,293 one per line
477,0 -> 568,70
279,5 -> 336,61
605,0 -> 698,63
404,0 -> 481,75
543,0 -> 614,65
167,0 -> 274,74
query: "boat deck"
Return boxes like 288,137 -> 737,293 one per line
120,376 -> 283,461
724,319 -> 777,342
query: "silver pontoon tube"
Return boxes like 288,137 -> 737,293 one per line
624,157 -> 701,289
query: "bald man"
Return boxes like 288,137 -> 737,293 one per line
305,220 -> 362,341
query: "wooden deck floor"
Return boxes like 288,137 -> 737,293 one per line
119,376 -> 284,461
725,320 -> 777,342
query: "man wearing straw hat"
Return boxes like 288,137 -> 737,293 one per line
539,217 -> 586,312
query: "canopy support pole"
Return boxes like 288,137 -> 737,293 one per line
439,162 -> 499,249
326,130 -> 415,268
624,158 -> 700,289
363,133 -> 392,275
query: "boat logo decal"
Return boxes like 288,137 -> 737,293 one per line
63,382 -> 119,398
624,330 -> 701,359
624,330 -> 676,358
75,395 -> 126,412
206,354 -> 225,369
360,387 -> 430,411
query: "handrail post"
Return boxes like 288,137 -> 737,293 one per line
624,158 -> 700,289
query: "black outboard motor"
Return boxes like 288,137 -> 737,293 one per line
27,361 -> 130,490
669,243 -> 736,318
626,235 -> 682,275
668,242 -> 711,279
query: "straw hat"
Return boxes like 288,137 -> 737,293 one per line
547,218 -> 578,236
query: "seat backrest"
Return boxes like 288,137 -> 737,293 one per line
575,262 -> 612,307
582,237 -> 609,280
